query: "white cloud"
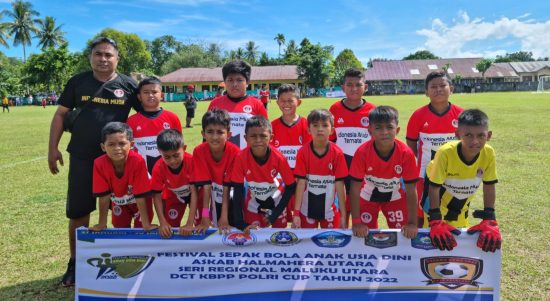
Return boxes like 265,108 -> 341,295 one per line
417,11 -> 550,58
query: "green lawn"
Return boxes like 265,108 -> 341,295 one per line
0,92 -> 548,300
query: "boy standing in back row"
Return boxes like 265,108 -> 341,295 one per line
329,68 -> 376,226
208,60 -> 267,149
406,71 -> 463,226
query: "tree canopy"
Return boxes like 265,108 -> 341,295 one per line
403,50 -> 440,60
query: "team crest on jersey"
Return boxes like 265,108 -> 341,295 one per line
267,231 -> 301,246
114,89 -> 125,98
274,140 -> 280,147
361,117 -> 370,127
168,209 -> 178,220
421,256 -> 483,289
476,168 -> 484,178
163,122 -> 170,129
222,232 -> 257,246
361,212 -> 372,223
299,136 -> 303,144
328,163 -> 333,170
112,205 -> 122,216
271,169 -> 277,178
243,105 -> 252,113
337,117 -> 344,124
127,185 -> 133,195
394,165 -> 402,174
452,119 -> 459,128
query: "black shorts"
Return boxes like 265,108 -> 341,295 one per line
66,154 -> 96,218
186,108 -> 195,118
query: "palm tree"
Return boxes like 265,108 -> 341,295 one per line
274,33 -> 285,59
2,0 -> 40,62
244,40 -> 258,65
0,12 -> 11,48
235,47 -> 245,60
36,16 -> 65,50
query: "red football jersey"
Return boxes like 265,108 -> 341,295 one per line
294,142 -> 348,219
259,90 -> 270,104
151,152 -> 194,203
230,146 -> 295,213
271,117 -> 311,169
406,103 -> 463,177
349,139 -> 418,203
207,95 -> 268,149
329,99 -> 376,162
93,150 -> 151,205
192,142 -> 240,204
127,109 -> 182,175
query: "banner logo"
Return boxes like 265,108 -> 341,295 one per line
411,232 -> 436,250
267,231 -> 301,246
312,231 -> 351,248
365,232 -> 397,249
421,256 -> 483,289
222,232 -> 257,246
87,253 -> 155,280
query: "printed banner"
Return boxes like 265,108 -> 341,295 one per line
76,228 -> 501,301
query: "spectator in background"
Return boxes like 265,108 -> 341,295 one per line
184,84 -> 197,128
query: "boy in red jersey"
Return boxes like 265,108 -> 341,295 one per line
193,109 -> 240,233
90,122 -> 156,231
230,116 -> 296,232
292,109 -> 347,229
329,68 -> 376,226
406,71 -> 463,226
259,84 -> 270,110
207,60 -> 267,149
349,106 -> 419,239
271,84 -> 311,169
150,129 -> 198,238
127,77 -> 182,176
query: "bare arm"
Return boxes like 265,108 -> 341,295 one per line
335,181 -> 347,229
181,185 -> 199,235
428,184 -> 441,210
90,195 -> 110,231
153,193 -> 172,238
137,196 -> 158,230
402,183 -> 419,238
48,106 -> 70,174
350,180 -> 368,237
292,179 -> 307,228
406,139 -> 418,157
482,183 -> 496,210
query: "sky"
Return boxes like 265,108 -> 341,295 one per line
1,0 -> 549,67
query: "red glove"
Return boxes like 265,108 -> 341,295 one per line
429,220 -> 461,251
467,219 -> 502,252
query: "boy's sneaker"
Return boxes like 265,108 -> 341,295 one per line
61,258 -> 75,287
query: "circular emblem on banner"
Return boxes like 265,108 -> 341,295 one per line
394,165 -> 402,174
113,205 -> 122,216
361,117 -> 370,127
223,232 -> 257,247
114,89 -> 125,98
452,119 -> 459,128
243,105 -> 252,113
267,231 -> 300,246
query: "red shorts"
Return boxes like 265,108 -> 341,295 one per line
111,197 -> 154,228
358,197 -> 408,229
244,208 -> 289,228
163,197 -> 188,227
299,205 -> 341,229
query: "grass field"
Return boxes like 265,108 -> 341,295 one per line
0,92 -> 548,300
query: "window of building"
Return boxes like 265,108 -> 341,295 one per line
428,64 -> 437,70
410,69 -> 420,75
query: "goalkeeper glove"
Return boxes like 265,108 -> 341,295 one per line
428,208 -> 461,251
467,208 -> 501,253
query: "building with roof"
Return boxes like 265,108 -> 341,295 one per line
363,58 -> 550,94
160,65 -> 303,98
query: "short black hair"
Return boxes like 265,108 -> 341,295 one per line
425,70 -> 453,90
202,109 -> 231,131
157,129 -> 183,151
138,77 -> 162,92
369,105 -> 399,125
101,122 -> 133,143
222,60 -> 251,82
307,109 -> 334,127
343,67 -> 365,83
245,115 -> 271,134
90,36 -> 118,51
277,84 -> 300,99
458,109 -> 489,127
